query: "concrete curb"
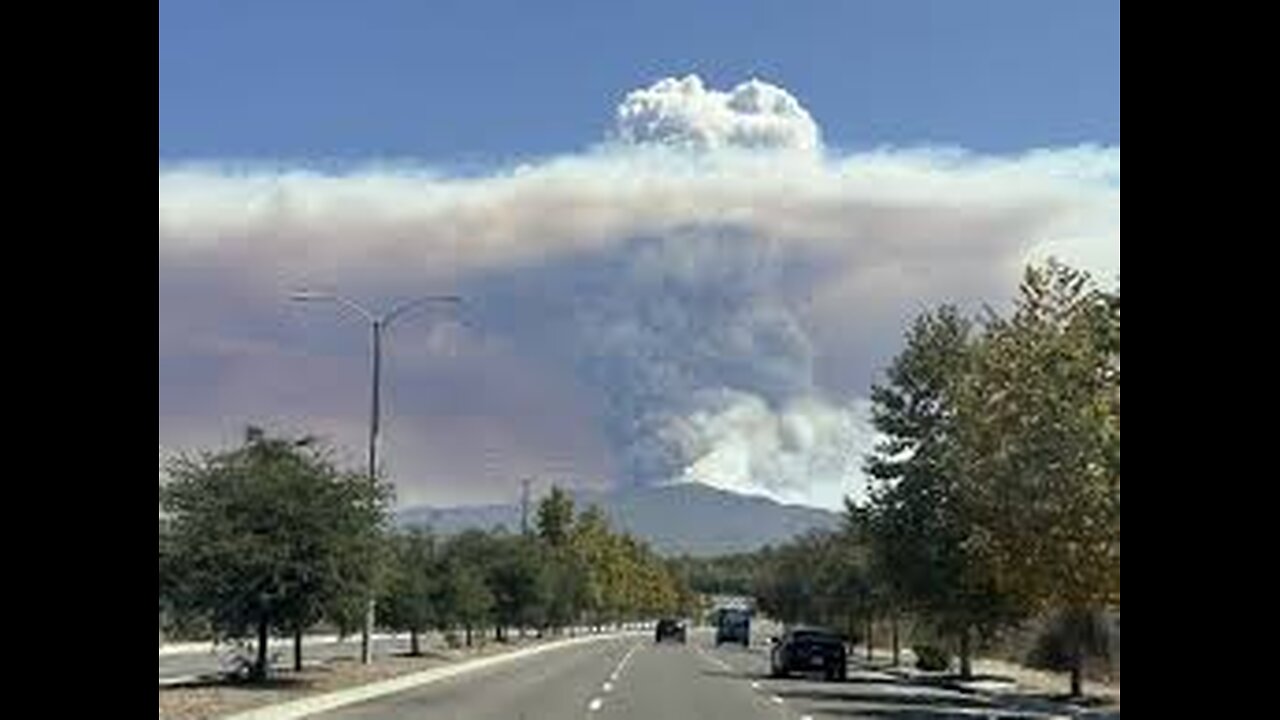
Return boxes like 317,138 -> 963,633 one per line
221,630 -> 644,720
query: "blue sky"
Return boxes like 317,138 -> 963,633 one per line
159,1 -> 1119,162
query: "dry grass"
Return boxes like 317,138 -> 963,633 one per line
158,637 -> 547,720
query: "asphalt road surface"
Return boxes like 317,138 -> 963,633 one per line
315,628 -> 1079,720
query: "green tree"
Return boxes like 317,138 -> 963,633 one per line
489,534 -> 552,640
437,530 -> 498,646
537,486 -> 576,549
571,505 -> 614,625
753,530 -> 865,632
542,547 -> 589,634
442,563 -> 494,647
159,428 -> 389,679
380,528 -> 439,656
863,305 -> 1023,677
956,261 -> 1120,696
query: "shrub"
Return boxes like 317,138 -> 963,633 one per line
914,643 -> 951,671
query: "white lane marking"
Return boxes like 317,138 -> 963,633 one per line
695,646 -> 735,672
588,697 -> 603,712
770,695 -> 784,704
599,640 -> 641,697
801,716 -> 813,720
613,642 -> 641,677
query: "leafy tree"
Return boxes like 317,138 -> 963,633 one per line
956,261 -> 1120,695
159,428 -> 389,679
537,486 -> 576,549
380,528 -> 439,655
489,534 -> 552,640
863,306 -> 1021,676
437,530 -> 499,646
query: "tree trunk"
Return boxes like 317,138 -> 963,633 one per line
410,628 -> 421,656
361,597 -> 374,665
293,628 -> 303,672
865,617 -> 873,661
846,612 -> 856,658
959,626 -> 972,679
1070,624 -> 1084,698
465,624 -> 473,648
254,616 -> 270,681
891,613 -> 900,667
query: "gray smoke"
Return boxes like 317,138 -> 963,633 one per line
450,223 -> 873,503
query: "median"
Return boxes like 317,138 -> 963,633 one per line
159,626 -> 646,720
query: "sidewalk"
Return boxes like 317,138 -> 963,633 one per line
853,645 -> 1120,719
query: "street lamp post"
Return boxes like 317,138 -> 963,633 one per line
291,290 -> 461,664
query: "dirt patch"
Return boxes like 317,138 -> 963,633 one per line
158,638 -> 552,719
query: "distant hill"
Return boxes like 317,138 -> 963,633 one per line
396,482 -> 842,556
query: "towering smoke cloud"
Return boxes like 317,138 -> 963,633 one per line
157,75 -> 1119,508
615,75 -> 820,154
595,77 -> 854,499
444,209 -> 879,504
505,227 -> 870,501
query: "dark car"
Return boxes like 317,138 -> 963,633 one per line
655,618 -> 687,643
769,627 -> 848,681
714,608 -> 751,646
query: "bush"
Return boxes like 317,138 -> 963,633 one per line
914,643 -> 951,672
1026,610 -> 1113,674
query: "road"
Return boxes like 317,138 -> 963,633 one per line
315,628 -> 1084,720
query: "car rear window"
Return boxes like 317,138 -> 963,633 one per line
793,631 -> 842,645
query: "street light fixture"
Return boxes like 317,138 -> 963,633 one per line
291,289 -> 461,664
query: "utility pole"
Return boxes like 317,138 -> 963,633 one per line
291,290 -> 461,664
521,478 -> 532,536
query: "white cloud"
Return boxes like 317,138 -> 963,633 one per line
614,75 -> 820,154
672,393 -> 874,509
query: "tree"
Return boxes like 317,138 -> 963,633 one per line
752,529 -> 867,633
488,534 -> 552,640
956,261 -> 1120,696
542,546 -> 589,634
437,530 -> 498,647
571,505 -> 613,625
533,487 -> 591,633
441,563 -> 494,647
537,486 -> 576,549
863,306 -> 1022,677
380,528 -> 439,656
159,427 -> 389,679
